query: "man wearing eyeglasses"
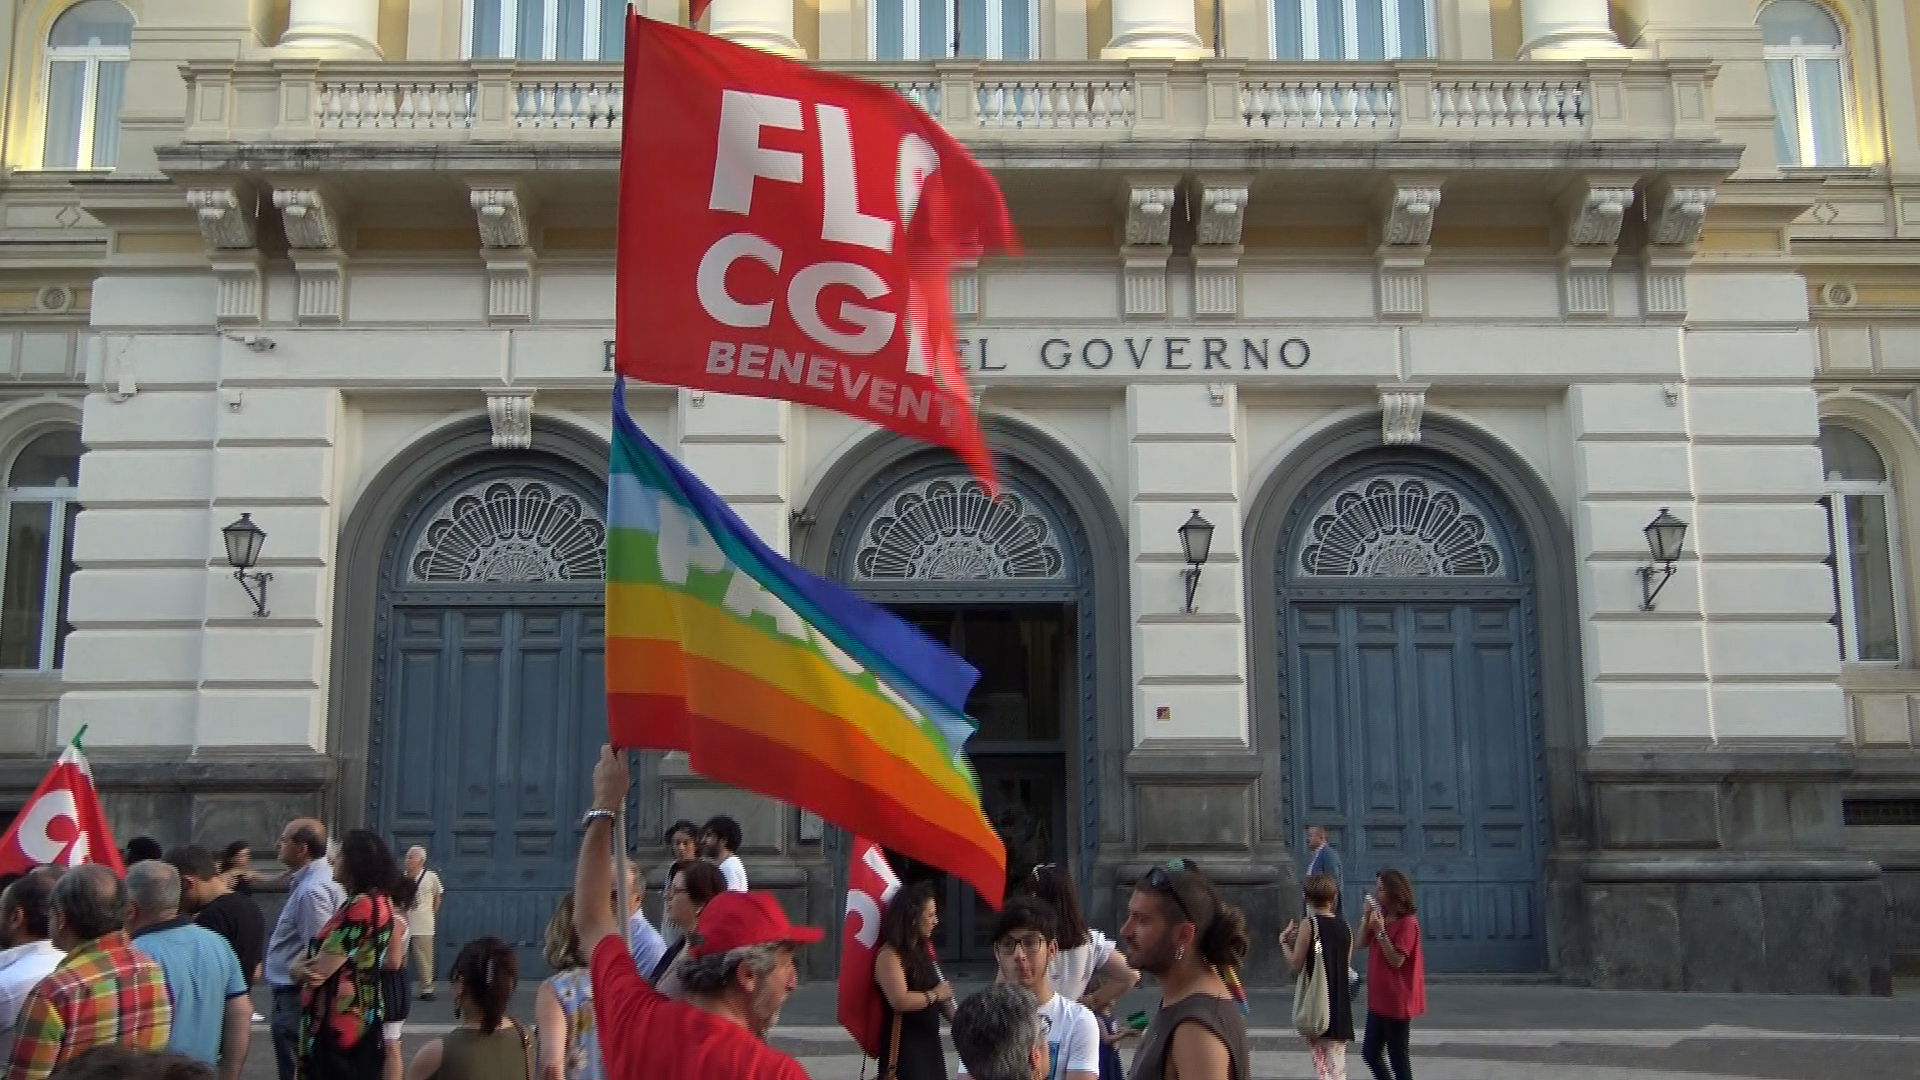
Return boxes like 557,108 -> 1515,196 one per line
961,896 -> 1098,1080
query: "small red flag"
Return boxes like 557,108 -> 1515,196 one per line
688,0 -> 711,24
617,14 -> 1011,490
0,745 -> 124,877
837,838 -> 903,1058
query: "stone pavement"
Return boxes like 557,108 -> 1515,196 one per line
237,981 -> 1920,1079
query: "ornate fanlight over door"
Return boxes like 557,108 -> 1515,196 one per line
406,477 -> 607,583
1297,473 -> 1506,579
851,474 -> 1069,582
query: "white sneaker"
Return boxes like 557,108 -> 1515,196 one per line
251,1012 -> 264,1022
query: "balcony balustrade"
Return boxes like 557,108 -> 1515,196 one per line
178,56 -> 1716,147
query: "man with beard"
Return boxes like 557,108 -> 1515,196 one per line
575,745 -> 818,1079
700,815 -> 748,892
1118,862 -> 1251,1080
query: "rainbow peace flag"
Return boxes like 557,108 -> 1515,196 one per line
605,380 -> 1008,907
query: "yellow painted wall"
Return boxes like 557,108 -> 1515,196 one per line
380,0 -> 409,57
797,0 -> 820,59
1490,0 -> 1520,59
1909,0 -> 1920,143
1087,0 -> 1110,59
254,0 -> 290,46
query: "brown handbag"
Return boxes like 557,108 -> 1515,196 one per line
507,1017 -> 534,1080
876,1009 -> 904,1080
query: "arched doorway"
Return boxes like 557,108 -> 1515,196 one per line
364,451 -> 608,977
822,455 -> 1098,969
1276,448 -> 1551,973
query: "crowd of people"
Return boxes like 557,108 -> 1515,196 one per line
0,750 -> 1428,1080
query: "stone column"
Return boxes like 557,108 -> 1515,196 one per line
1103,0 -> 1206,59
279,0 -> 382,56
708,0 -> 805,58
1519,0 -> 1621,58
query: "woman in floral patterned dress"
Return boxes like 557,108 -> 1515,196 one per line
534,892 -> 603,1080
293,829 -> 399,1080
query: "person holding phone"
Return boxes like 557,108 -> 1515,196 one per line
1357,871 -> 1424,1080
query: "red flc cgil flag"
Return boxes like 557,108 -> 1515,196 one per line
837,837 -> 903,1058
0,744 -> 124,877
617,14 -> 1012,489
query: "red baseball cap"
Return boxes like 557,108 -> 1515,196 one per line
690,890 -> 825,958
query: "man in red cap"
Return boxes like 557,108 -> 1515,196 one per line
575,745 -> 821,1079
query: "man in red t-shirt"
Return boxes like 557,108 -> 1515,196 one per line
575,745 -> 822,1079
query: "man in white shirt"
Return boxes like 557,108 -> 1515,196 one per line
700,815 -> 748,892
962,896 -> 1098,1080
0,868 -> 64,1060
623,862 -> 667,978
403,846 -> 443,999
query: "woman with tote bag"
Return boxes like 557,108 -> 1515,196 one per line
1282,873 -> 1355,1080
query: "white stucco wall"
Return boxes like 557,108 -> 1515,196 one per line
61,255 -> 1846,756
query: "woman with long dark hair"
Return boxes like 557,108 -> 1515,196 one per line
1358,869 -> 1424,1080
1033,864 -> 1137,1080
406,937 -> 529,1079
872,881 -> 950,1080
381,872 -> 421,1080
292,829 -> 399,1080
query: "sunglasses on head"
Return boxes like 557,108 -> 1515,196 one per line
1141,860 -> 1195,925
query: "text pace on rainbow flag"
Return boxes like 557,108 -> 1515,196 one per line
603,379 -> 1008,908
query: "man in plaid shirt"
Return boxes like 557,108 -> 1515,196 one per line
8,863 -> 172,1080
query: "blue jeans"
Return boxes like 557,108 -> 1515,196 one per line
271,986 -> 303,1080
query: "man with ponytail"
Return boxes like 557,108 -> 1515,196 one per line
1118,861 -> 1250,1080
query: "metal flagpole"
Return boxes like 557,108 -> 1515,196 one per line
951,0 -> 960,57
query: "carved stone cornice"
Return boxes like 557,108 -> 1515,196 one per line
1379,185 -> 1442,246
185,187 -> 256,250
470,187 -> 530,249
272,188 -> 341,250
1564,184 -> 1637,247
1188,178 -> 1248,247
1647,182 -> 1716,247
1123,182 -> 1176,247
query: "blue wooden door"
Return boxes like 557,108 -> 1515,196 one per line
1289,598 -> 1544,971
375,604 -> 606,977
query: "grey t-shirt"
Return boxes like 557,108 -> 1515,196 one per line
1128,992 -> 1249,1080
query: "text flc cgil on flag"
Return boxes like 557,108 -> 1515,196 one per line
614,13 -> 1012,491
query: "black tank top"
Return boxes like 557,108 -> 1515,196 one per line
1127,990 -> 1249,1080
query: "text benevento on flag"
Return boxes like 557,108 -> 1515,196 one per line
616,14 -> 1011,488
604,380 -> 1007,907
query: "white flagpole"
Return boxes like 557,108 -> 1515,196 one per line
613,802 -> 633,950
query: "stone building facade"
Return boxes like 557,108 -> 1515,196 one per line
0,0 -> 1911,990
